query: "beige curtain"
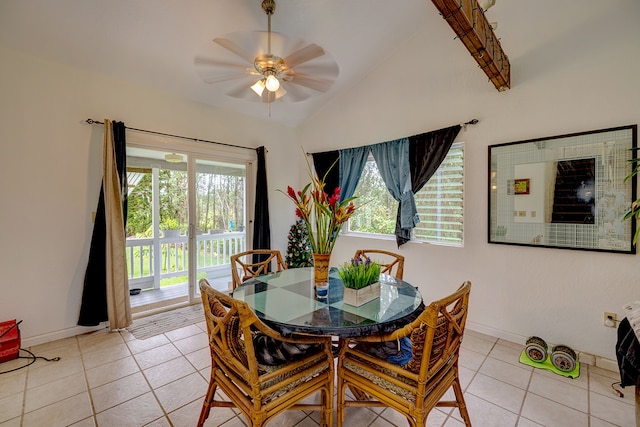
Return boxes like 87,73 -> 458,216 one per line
103,119 -> 132,329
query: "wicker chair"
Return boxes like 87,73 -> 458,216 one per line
336,281 -> 472,427
230,249 -> 286,290
353,249 -> 405,279
198,279 -> 334,427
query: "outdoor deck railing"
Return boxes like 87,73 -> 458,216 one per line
125,231 -> 246,291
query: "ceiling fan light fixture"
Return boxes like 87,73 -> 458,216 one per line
275,86 -> 286,99
198,0 -> 338,107
251,79 -> 266,96
265,73 -> 280,92
165,153 -> 183,163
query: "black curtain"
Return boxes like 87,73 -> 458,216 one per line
311,150 -> 340,194
78,121 -> 127,326
253,146 -> 271,265
395,125 -> 462,246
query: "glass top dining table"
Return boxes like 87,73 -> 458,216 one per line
232,267 -> 424,338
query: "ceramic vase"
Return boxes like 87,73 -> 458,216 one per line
312,253 -> 331,298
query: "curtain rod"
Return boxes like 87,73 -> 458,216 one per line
85,119 -> 256,151
305,119 -> 479,155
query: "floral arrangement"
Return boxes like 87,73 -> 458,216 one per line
337,255 -> 381,290
281,157 -> 356,254
284,219 -> 314,268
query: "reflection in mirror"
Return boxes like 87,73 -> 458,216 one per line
488,125 -> 637,253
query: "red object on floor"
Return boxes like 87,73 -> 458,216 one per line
0,319 -> 20,363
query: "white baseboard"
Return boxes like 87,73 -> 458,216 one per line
21,323 -> 107,348
466,321 -> 618,372
467,320 -> 527,346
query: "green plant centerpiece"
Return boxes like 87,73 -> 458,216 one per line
338,255 -> 382,306
338,255 -> 381,289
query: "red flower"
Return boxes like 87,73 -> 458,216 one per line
278,151 -> 358,253
287,186 -> 296,199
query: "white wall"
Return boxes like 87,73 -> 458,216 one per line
0,47 -> 298,345
297,0 -> 640,362
2,0 -> 638,365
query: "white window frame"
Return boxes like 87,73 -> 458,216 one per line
412,142 -> 464,246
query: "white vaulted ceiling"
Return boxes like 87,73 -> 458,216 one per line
0,0 -> 622,127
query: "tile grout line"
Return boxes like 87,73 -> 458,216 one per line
516,359 -> 536,426
123,330 -> 176,426
77,334 -> 100,426
19,350 -> 29,427
20,339 -> 89,425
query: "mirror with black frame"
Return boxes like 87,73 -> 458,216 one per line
488,125 -> 637,254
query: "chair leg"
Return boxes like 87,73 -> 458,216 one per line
322,385 -> 334,427
197,376 -> 217,427
451,376 -> 472,426
336,377 -> 346,427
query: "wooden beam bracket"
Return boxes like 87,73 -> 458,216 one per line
431,0 -> 510,91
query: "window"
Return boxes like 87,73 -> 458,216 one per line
348,142 -> 464,245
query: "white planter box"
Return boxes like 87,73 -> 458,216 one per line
343,282 -> 380,307
162,229 -> 181,238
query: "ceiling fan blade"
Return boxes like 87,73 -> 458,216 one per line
288,74 -> 334,92
226,81 -> 258,100
283,43 -> 325,68
279,82 -> 311,102
213,37 -> 256,64
202,73 -> 251,84
291,61 -> 340,79
194,56 -> 249,70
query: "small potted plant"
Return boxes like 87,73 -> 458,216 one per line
160,218 -> 182,238
338,255 -> 382,306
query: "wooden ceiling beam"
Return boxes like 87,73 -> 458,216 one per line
430,0 -> 510,91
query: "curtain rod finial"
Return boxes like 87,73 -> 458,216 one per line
462,119 -> 479,131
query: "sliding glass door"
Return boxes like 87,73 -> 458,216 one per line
125,147 -> 248,313
192,158 -> 247,299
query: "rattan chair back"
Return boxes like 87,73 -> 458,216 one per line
230,249 -> 286,290
353,249 -> 405,279
198,279 -> 334,427
336,281 -> 472,427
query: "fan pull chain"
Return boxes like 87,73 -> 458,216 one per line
267,13 -> 271,54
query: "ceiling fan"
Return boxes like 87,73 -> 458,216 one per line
195,0 -> 339,104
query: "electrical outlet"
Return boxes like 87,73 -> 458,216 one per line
604,312 -> 617,328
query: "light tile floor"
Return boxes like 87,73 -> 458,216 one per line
0,324 -> 634,426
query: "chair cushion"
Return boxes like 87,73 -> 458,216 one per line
209,298 -> 227,318
343,358 -> 418,402
403,323 -> 427,373
225,315 -> 248,368
253,333 -> 322,366
259,355 -> 330,404
403,315 -> 448,373
354,337 -> 412,366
